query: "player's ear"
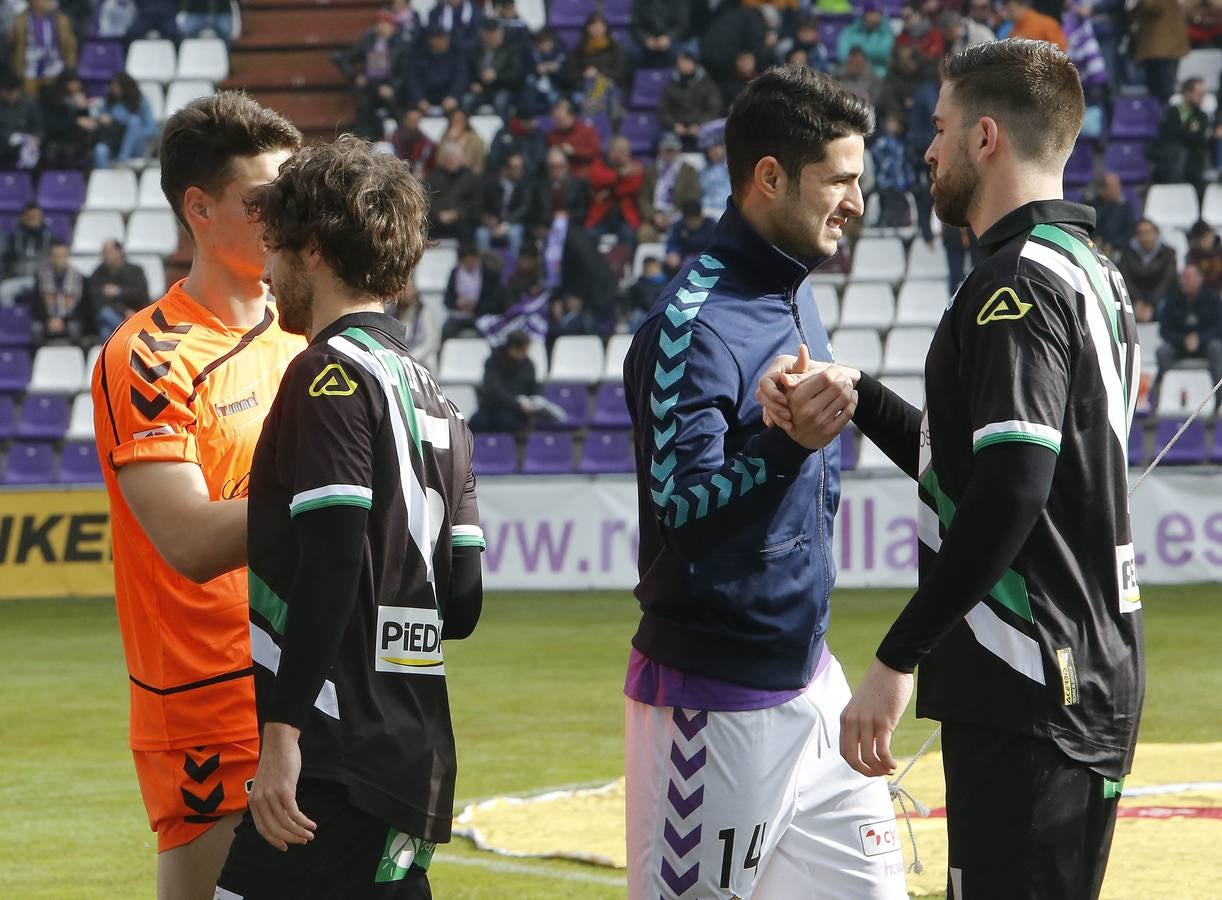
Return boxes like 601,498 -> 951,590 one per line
976,116 -> 1000,161
754,156 -> 783,201
182,186 -> 210,231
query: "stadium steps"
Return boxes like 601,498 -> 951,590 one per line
236,7 -> 376,50
247,89 -> 355,138
223,49 -> 347,91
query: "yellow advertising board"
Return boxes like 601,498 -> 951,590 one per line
0,488 -> 113,598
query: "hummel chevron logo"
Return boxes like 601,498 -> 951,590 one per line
731,459 -> 758,494
665,303 -> 700,327
745,456 -> 767,482
659,330 -> 692,359
711,474 -> 733,508
688,484 -> 710,518
651,450 -> 677,481
180,782 -> 224,815
670,743 -> 707,780
698,254 -> 724,270
651,393 -> 678,417
183,751 -> 220,784
653,421 -> 677,449
664,821 -> 702,858
661,858 -> 700,895
669,493 -> 689,528
130,350 -> 170,384
654,361 -> 685,390
672,708 -> 709,740
667,782 -> 704,819
151,308 -> 192,334
686,272 -> 719,290
675,287 -> 707,306
651,476 -> 675,507
130,387 -> 169,421
137,329 -> 179,354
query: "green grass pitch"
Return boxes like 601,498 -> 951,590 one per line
1,587 -> 1218,899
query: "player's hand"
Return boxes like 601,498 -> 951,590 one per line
249,723 -> 316,851
840,658 -> 914,778
780,363 -> 860,449
757,344 -> 814,428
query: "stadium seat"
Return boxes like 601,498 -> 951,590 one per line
881,375 -> 924,408
839,427 -> 859,471
632,242 -> 665,278
1211,422 -> 1222,464
130,254 -> 168,298
5,441 -> 56,485
125,210 -> 179,256
416,247 -> 458,294
881,327 -> 934,375
0,394 -> 14,439
126,39 -> 177,84
0,349 -> 32,391
895,280 -> 948,327
176,38 -> 229,82
67,393 -> 95,441
78,40 -> 125,82
472,432 -> 517,475
36,170 -> 87,213
0,306 -> 33,346
470,115 -> 503,147
1135,322 -> 1161,374
1145,184 -> 1200,234
418,116 -> 447,144
907,240 -> 949,281
630,69 -> 670,110
549,335 -> 604,383
17,394 -> 70,439
819,21 -> 849,60
1063,142 -> 1095,187
1177,49 -> 1222,87
528,338 -> 549,381
30,345 -> 86,393
1128,421 -> 1147,467
515,0 -> 546,29
680,152 -> 705,173
522,432 -> 575,474
848,237 -> 905,282
839,283 -> 895,329
602,334 -> 632,382
809,282 -> 839,331
42,212 -> 74,243
137,168 -> 170,210
58,440 -> 104,484
539,383 -> 589,429
1162,226 -> 1189,269
0,172 -> 34,212
71,210 -> 125,255
1153,418 -> 1207,465
580,429 -> 634,474
438,337 -> 491,385
441,383 -> 478,420
72,255 -> 101,280
84,169 -> 138,213
1203,183 -> 1222,232
855,436 -> 894,472
1109,95 -> 1162,140
602,0 -> 631,25
84,346 -> 103,390
1103,142 -> 1150,185
620,112 -> 660,156
830,328 -> 883,373
1157,369 -> 1215,416
591,382 -> 630,427
138,80 -> 166,123
164,80 -> 215,119
547,0 -> 593,28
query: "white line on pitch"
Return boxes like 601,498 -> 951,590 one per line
437,854 -> 626,887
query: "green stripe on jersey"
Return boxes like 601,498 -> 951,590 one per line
249,570 -> 288,635
1031,224 -> 1118,344
1103,777 -> 1125,799
290,494 -> 373,517
342,327 -> 424,458
973,431 -> 1062,454
452,534 -> 486,549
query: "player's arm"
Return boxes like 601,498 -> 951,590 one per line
443,435 -> 485,641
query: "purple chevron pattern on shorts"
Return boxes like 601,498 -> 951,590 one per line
659,708 -> 709,896
661,858 -> 700,895
664,820 -> 702,857
669,743 -> 707,780
672,707 -> 708,741
667,781 -> 704,819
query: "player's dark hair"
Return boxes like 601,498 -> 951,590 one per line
942,39 -> 1084,165
245,135 -> 429,299
724,64 -> 875,199
160,91 -> 302,239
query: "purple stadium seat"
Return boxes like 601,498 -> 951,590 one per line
1153,418 -> 1206,465
603,0 -> 632,26
1063,142 -> 1095,187
36,171 -> 87,213
0,349 -> 32,391
820,21 -> 850,61
540,383 -> 589,430
630,69 -> 670,110
1212,422 -> 1222,464
58,440 -> 104,484
5,441 -> 56,485
579,429 -> 634,473
0,394 -> 14,439
0,306 -> 33,346
840,428 -> 859,472
1110,96 -> 1161,140
77,40 -> 125,82
555,27 -> 582,52
621,112 -> 660,155
0,212 -> 16,238
17,394 -> 70,439
42,212 -> 74,243
522,432 -> 575,474
0,172 -> 34,212
549,0 -> 594,28
590,114 -> 612,146
1128,421 -> 1146,466
473,433 -> 518,475
1104,142 -> 1151,185
591,382 -> 631,428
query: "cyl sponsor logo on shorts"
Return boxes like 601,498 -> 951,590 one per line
858,819 -> 901,857
376,606 -> 445,675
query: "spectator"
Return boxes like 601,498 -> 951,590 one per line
698,1 -> 767,86
720,48 -> 761,110
425,142 -> 481,241
32,240 -> 85,343
639,131 -> 701,242
391,107 -> 437,177
1150,77 -> 1212,193
837,46 -> 881,105
1,203 -> 51,304
388,0 -> 420,35
621,254 -> 668,331
10,0 -> 77,95
586,135 -> 645,246
872,112 -> 913,228
469,329 -> 542,432
506,239 -> 546,300
939,9 -> 994,55
179,0 -> 234,43
875,44 -> 924,124
93,72 -> 157,168
665,199 -> 716,271
487,103 -> 549,177
96,0 -> 138,40
333,9 -> 410,140
781,13 -> 832,72
895,3 -> 946,71
539,147 -> 591,225
523,28 -> 569,114
440,106 -> 487,175
477,152 -> 534,257
404,25 -> 468,114
1091,172 -> 1137,259
87,239 -> 149,338
1187,221 -> 1222,291
630,0 -> 690,70
387,279 -> 441,372
467,18 -> 525,118
942,225 -> 980,295
545,213 -> 615,317
1119,218 -> 1179,313
443,243 -> 507,339
1003,0 -> 1068,48
38,68 -> 95,168
837,1 -> 894,78
545,98 -> 601,179
576,60 -> 624,125
1155,264 -> 1222,406
426,0 -> 483,54
564,12 -> 627,86
700,137 -> 731,212
0,68 -> 42,169
967,0 -> 998,29
1131,0 -> 1190,104
130,0 -> 179,42
1062,4 -> 1110,100
490,0 -> 531,46
658,49 -> 722,151
548,292 -> 595,344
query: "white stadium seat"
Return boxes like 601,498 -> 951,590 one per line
907,239 -> 949,280
1177,49 -> 1222,87
419,116 -> 448,144
84,346 -> 103,388
602,334 -> 632,382
881,375 -> 925,409
442,384 -> 479,419
849,237 -> 905,282
138,167 -> 171,210
164,80 -> 215,119
881,327 -> 935,375
809,283 -> 839,331
830,328 -> 883,373
549,335 -> 604,383
438,337 -> 491,385
632,242 -> 665,279
139,80 -> 166,123
416,248 -> 458,294
839,283 -> 895,329
895,279 -> 949,326
470,114 -> 503,147
516,0 -> 546,29
84,169 -> 138,213
176,38 -> 229,82
1162,227 -> 1189,269
67,393 -> 95,441
1202,184 -> 1222,232
1145,184 -> 1200,235
29,345 -> 86,393
528,339 -> 550,381
71,211 -> 125,255
1157,369 -> 1215,416
1136,323 -> 1161,375
125,210 -> 180,257
131,254 -> 168,298
126,39 -> 177,84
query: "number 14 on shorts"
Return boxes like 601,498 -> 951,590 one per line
718,821 -> 767,892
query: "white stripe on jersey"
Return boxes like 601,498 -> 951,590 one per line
963,601 -> 1046,685
416,409 -> 451,450
289,483 -> 373,513
972,420 -> 1062,450
249,622 -> 340,718
452,524 -> 484,540
917,502 -> 941,552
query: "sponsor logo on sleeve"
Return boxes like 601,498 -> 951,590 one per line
858,820 -> 901,857
976,286 -> 1032,325
376,606 -> 445,675
1056,647 -> 1079,706
1116,543 -> 1141,613
132,424 -> 174,439
309,363 -> 358,398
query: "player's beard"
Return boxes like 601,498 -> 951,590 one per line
931,138 -> 979,229
274,256 -> 315,336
